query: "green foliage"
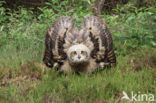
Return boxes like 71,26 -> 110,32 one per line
108,4 -> 156,55
37,0 -> 94,27
0,1 -> 8,23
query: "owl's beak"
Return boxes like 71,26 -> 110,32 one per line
78,55 -> 81,59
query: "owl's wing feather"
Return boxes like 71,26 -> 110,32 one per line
82,15 -> 116,66
43,17 -> 75,68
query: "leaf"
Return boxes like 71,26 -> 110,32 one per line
150,41 -> 156,46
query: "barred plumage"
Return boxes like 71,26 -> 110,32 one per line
43,16 -> 116,73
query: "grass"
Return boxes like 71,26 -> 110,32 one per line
0,50 -> 155,103
0,5 -> 156,103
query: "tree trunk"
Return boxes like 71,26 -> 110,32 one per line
93,0 -> 106,15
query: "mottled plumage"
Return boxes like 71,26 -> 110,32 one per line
43,16 -> 116,73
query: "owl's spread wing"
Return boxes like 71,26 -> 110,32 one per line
82,15 -> 116,66
43,17 -> 75,68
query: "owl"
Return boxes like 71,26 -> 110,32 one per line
43,15 -> 116,73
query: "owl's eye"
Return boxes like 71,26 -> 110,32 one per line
81,51 -> 85,56
73,51 -> 77,56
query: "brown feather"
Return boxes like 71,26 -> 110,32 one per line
43,15 -> 116,72
43,16 -> 76,69
82,15 -> 116,67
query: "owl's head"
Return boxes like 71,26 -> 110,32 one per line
67,44 -> 90,65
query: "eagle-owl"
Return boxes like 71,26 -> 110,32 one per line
43,15 -> 116,73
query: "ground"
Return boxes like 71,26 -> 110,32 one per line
0,46 -> 155,103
